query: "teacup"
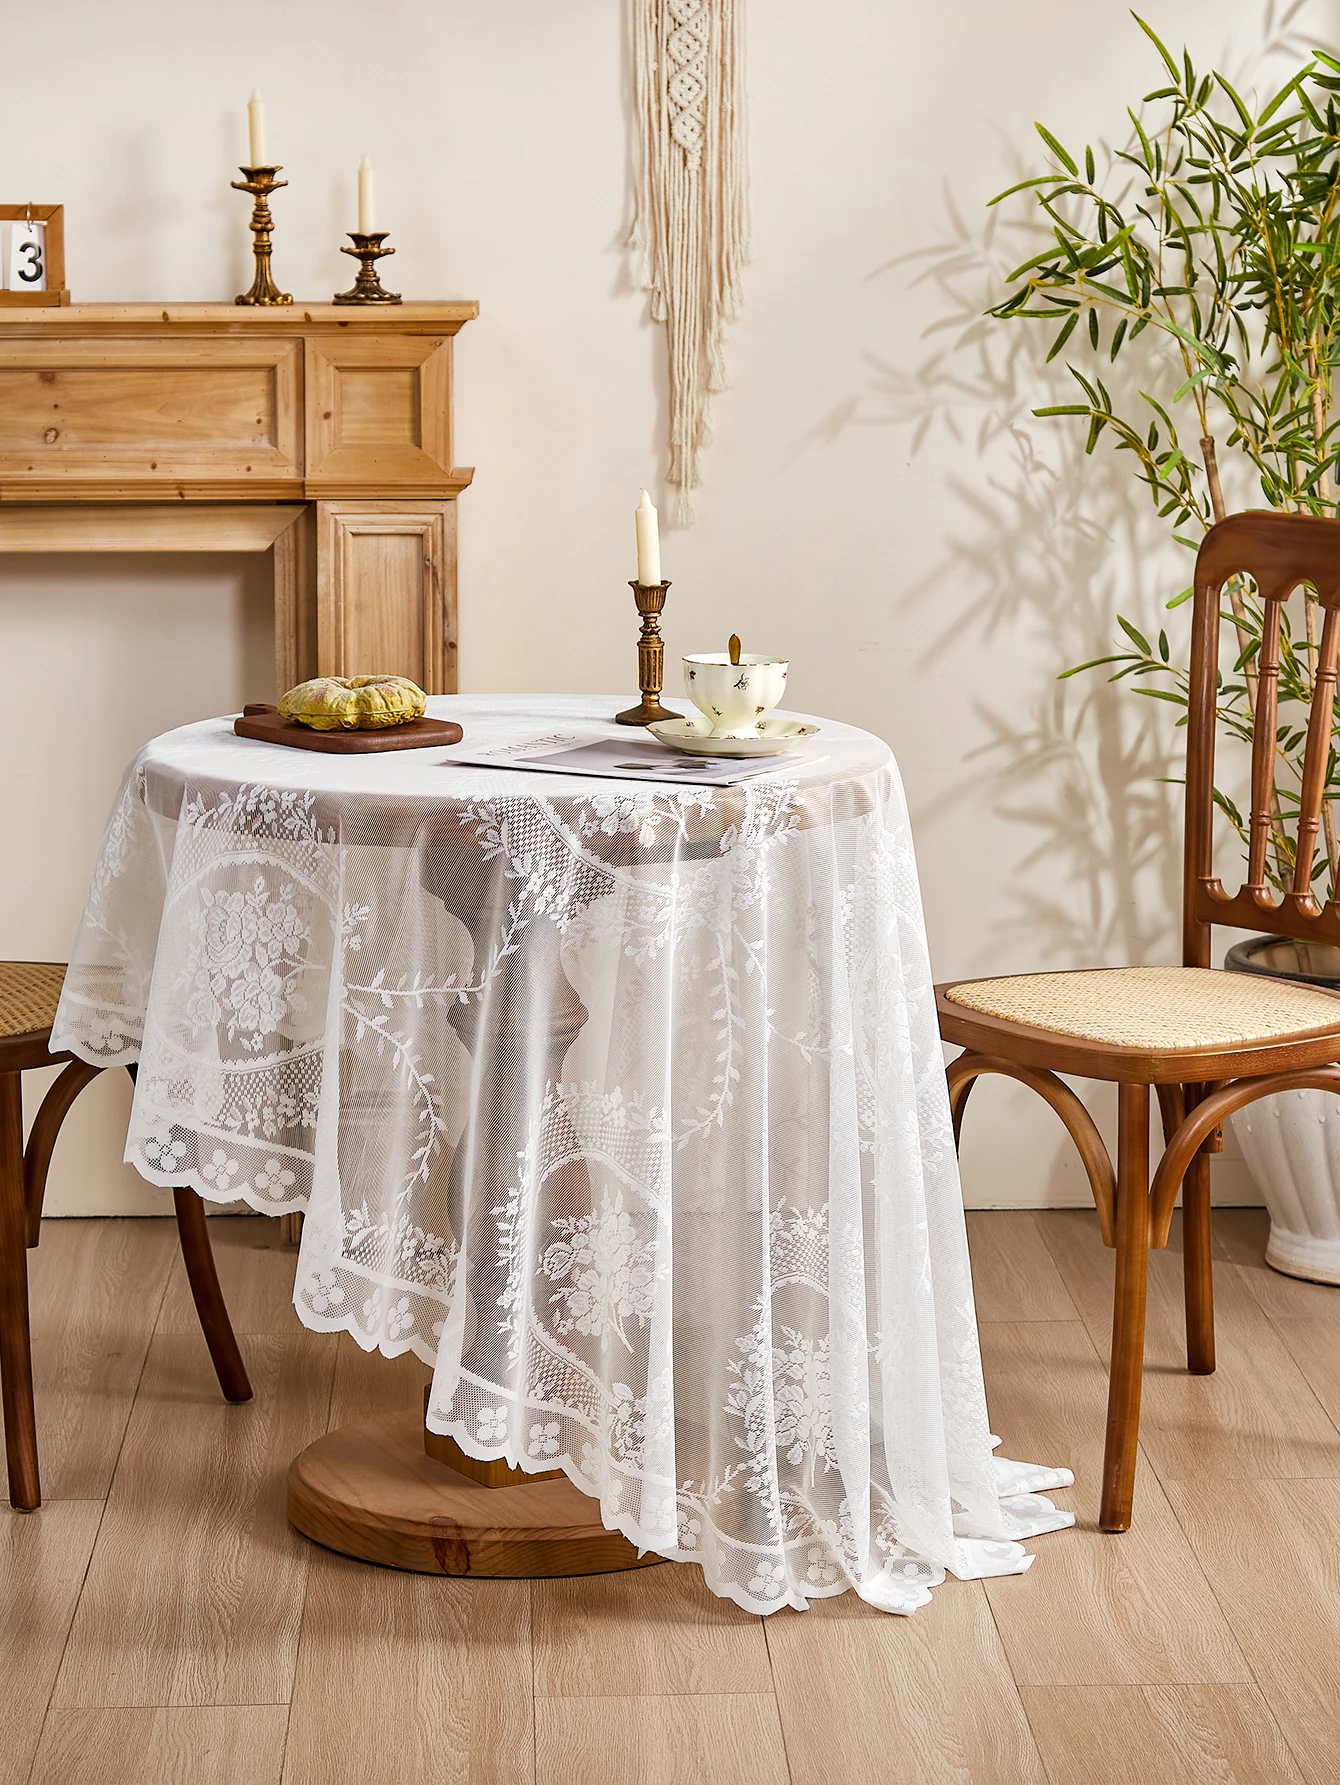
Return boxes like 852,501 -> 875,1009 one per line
683,653 -> 789,737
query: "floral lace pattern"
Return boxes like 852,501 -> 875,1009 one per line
51,698 -> 1073,1615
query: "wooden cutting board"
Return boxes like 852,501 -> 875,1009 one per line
233,704 -> 464,754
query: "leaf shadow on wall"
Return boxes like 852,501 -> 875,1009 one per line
815,0 -> 1328,974
830,181 -> 1185,972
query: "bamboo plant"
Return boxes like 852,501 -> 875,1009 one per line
989,16 -> 1340,896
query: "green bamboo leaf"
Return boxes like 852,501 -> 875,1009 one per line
1035,122 -> 1078,176
1057,655 -> 1132,679
1046,312 -> 1079,361
987,175 -> 1065,206
1299,86 -> 1325,130
1261,81 -> 1307,128
1133,14 -> 1181,83
1134,686 -> 1188,704
1128,106 -> 1155,169
1118,615 -> 1152,653
1213,788 -> 1245,827
1214,71 -> 1253,133
1172,369 -> 1213,403
1002,248 -> 1075,282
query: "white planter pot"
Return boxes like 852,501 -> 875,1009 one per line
1224,935 -> 1340,1287
1231,1090 -> 1340,1284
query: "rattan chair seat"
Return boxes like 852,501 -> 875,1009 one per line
942,964 -> 1340,1052
0,962 -> 66,1040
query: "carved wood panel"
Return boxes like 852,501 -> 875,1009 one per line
0,337 -> 302,495
305,336 -> 454,498
317,501 -> 456,694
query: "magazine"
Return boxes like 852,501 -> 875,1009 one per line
439,729 -> 824,786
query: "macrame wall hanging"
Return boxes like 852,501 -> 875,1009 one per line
630,0 -> 749,524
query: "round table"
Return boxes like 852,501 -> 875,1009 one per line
53,694 -> 1071,1617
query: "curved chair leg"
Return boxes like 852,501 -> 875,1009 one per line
1151,1065 -> 1340,1243
123,1065 -> 253,1404
1154,1082 -> 1185,1148
1150,1069 -> 1340,1379
23,1059 -> 102,1246
1182,1148 -> 1215,1376
172,1189 -> 253,1403
1101,1081 -> 1151,1533
947,1051 -> 1117,1245
0,1074 -> 40,1509
949,1070 -> 977,1146
1155,1080 -> 1215,1374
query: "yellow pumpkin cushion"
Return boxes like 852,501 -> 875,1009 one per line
277,675 -> 428,731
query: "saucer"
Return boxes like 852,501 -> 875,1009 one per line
646,716 -> 820,758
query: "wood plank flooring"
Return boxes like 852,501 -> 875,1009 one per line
4,1208 -> 1340,1784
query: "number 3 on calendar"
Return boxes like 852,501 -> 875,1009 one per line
7,223 -> 46,291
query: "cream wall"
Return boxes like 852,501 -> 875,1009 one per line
1,0 -> 1325,1213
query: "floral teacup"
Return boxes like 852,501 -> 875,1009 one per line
683,653 -> 789,737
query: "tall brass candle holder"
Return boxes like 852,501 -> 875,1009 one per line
615,581 -> 675,725
231,166 -> 293,306
333,232 -> 402,304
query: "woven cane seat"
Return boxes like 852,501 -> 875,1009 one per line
942,965 -> 1340,1052
0,962 -> 66,1040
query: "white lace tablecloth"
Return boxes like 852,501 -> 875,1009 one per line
53,694 -> 1071,1614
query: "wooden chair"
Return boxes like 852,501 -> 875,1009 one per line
939,511 -> 1340,1532
0,961 -> 252,1510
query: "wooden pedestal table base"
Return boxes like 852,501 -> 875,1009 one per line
287,1407 -> 664,1578
288,808 -> 674,1579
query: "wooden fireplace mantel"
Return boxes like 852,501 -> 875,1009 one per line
0,301 -> 478,693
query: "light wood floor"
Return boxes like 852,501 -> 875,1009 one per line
3,1209 -> 1339,1784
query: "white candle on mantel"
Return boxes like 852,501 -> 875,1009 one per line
634,489 -> 661,585
357,156 -> 376,234
247,89 -> 268,165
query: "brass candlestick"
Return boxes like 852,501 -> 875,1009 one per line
615,581 -> 675,725
231,166 -> 293,306
333,232 -> 402,304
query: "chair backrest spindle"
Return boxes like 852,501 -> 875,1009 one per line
1185,512 -> 1340,964
1246,597 -> 1282,892
1293,602 -> 1340,900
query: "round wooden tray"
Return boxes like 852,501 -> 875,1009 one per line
287,1412 -> 664,1578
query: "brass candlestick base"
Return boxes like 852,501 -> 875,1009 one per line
333,232 -> 402,304
231,166 -> 293,306
615,580 -> 675,725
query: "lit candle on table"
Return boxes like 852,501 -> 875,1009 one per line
635,488 -> 661,585
358,156 -> 376,233
248,89 -> 268,165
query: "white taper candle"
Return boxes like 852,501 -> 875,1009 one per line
247,90 -> 268,165
635,489 -> 661,585
358,156 -> 376,233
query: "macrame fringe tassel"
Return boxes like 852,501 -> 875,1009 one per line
630,0 -> 749,526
